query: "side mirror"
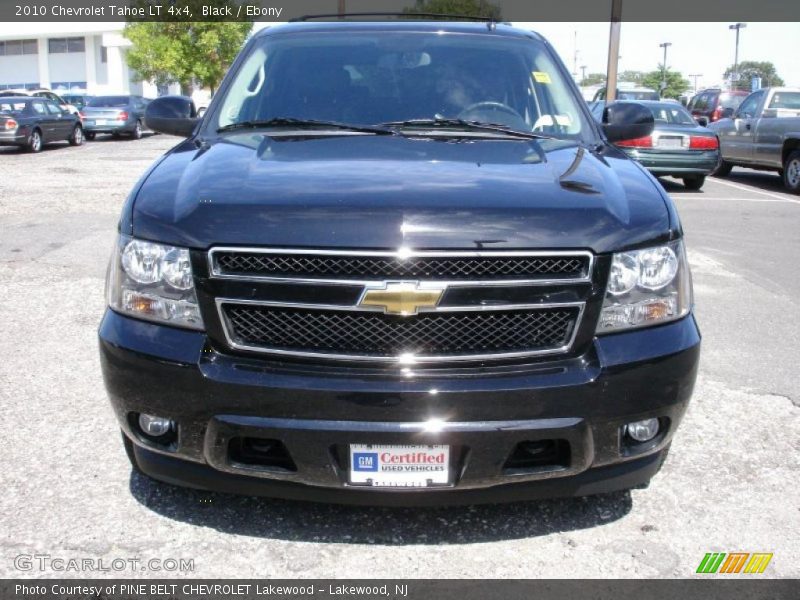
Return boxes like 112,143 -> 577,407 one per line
602,101 -> 654,143
696,116 -> 709,127
145,95 -> 199,137
721,107 -> 735,119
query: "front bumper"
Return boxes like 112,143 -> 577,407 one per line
100,310 -> 700,504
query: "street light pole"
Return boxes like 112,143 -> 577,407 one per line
729,23 -> 747,90
688,73 -> 702,94
659,42 -> 672,94
605,0 -> 623,102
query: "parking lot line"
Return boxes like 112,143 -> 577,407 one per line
707,177 -> 800,204
670,195 -> 800,204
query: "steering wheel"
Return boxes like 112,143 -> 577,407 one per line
457,101 -> 523,121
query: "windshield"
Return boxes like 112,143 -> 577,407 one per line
212,31 -> 592,140
0,101 -> 27,116
63,95 -> 89,109
647,103 -> 697,125
87,96 -> 130,108
618,90 -> 660,101
719,93 -> 746,109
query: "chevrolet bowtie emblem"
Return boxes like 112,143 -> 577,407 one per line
359,282 -> 446,316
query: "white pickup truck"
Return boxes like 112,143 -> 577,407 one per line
709,87 -> 800,193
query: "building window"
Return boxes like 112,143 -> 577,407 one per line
51,81 -> 88,92
101,46 -> 107,63
48,37 -> 85,54
0,83 -> 41,90
0,39 -> 38,56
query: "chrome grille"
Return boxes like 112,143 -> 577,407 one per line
210,249 -> 591,282
220,303 -> 580,361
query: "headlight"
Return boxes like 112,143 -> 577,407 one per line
596,240 -> 692,333
106,236 -> 204,330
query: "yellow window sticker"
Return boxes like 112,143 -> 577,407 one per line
532,71 -> 552,84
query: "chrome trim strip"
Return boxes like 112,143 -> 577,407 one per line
207,247 -> 595,286
215,298 -> 585,363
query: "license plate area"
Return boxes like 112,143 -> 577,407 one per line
95,119 -> 107,125
348,444 -> 451,488
657,136 -> 684,148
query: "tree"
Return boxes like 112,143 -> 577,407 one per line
642,66 -> 690,99
579,73 -> 605,86
723,61 -> 784,90
403,0 -> 502,19
124,1 -> 252,94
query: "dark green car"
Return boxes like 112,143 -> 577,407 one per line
591,100 -> 720,190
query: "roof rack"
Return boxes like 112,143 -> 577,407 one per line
289,12 -> 500,23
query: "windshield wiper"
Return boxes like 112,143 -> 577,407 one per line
217,117 -> 396,135
378,118 -> 557,140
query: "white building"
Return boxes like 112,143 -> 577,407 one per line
0,22 -> 177,96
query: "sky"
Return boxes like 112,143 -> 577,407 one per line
518,22 -> 800,90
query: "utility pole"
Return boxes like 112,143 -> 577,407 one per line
337,0 -> 345,17
605,0 -> 623,102
573,30 -> 580,80
688,74 -> 702,94
729,23 -> 747,90
580,65 -> 587,83
659,42 -> 672,94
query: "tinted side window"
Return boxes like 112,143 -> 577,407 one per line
44,101 -> 62,115
31,101 -> 46,115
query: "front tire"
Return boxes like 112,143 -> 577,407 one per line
712,160 -> 733,177
26,129 -> 42,153
682,175 -> 706,190
68,125 -> 83,146
782,150 -> 800,194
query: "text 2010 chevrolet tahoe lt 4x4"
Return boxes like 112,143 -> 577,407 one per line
99,21 -> 700,505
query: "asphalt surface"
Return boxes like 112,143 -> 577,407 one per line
0,135 -> 798,579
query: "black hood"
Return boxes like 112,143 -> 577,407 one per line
130,133 -> 672,253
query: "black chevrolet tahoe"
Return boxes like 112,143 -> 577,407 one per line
99,21 -> 700,505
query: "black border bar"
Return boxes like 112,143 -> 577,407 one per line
2,0 -> 799,22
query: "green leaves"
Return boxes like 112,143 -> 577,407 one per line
641,66 -> 690,100
403,0 -> 502,19
123,2 -> 252,93
723,61 -> 785,90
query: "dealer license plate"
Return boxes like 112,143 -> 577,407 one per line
349,444 -> 450,487
658,136 -> 683,148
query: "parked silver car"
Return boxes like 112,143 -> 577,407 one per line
80,95 -> 151,140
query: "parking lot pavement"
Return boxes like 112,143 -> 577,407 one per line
1,137 -> 798,578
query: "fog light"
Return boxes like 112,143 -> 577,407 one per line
138,413 -> 173,437
625,418 -> 660,442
